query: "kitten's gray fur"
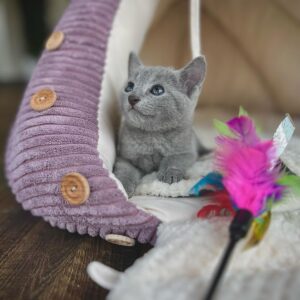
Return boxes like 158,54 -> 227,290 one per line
114,53 -> 207,197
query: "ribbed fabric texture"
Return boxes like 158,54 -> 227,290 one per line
5,0 -> 160,244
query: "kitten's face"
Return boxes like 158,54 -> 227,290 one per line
120,53 -> 206,131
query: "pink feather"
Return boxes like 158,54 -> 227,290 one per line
215,116 -> 283,216
227,116 -> 260,146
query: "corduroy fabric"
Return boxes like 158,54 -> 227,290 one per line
5,0 -> 160,244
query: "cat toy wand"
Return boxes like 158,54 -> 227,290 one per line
197,111 -> 297,300
203,209 -> 253,300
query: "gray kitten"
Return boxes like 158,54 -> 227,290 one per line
114,53 -> 207,197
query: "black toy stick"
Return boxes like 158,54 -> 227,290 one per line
203,209 -> 253,300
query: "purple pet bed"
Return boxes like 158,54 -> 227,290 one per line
5,0 -> 162,244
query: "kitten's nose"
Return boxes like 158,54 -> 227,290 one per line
128,95 -> 140,107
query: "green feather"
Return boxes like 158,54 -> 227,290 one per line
277,174 -> 300,195
213,119 -> 235,137
239,106 -> 249,117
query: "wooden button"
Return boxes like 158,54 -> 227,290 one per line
45,31 -> 64,51
30,88 -> 57,111
61,172 -> 90,205
105,234 -> 136,247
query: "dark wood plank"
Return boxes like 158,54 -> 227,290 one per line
0,84 -> 152,300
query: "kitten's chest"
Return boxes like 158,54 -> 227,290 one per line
120,128 -> 174,158
125,132 -> 172,154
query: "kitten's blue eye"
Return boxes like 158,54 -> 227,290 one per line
125,82 -> 134,92
150,84 -> 164,96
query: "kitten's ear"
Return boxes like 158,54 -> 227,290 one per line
179,56 -> 206,97
128,52 -> 142,77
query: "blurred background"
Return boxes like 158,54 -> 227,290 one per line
0,0 -> 68,175
0,0 -> 68,82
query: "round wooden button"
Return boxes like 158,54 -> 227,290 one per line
61,172 -> 90,205
30,88 -> 57,111
105,234 -> 136,247
45,31 -> 65,51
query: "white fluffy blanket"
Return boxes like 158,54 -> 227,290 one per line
88,135 -> 300,300
135,152 -> 214,198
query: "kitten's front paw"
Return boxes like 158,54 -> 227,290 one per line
157,168 -> 184,184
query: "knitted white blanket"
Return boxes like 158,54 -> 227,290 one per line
88,136 -> 300,300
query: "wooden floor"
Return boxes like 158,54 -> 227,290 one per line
0,84 -> 152,300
